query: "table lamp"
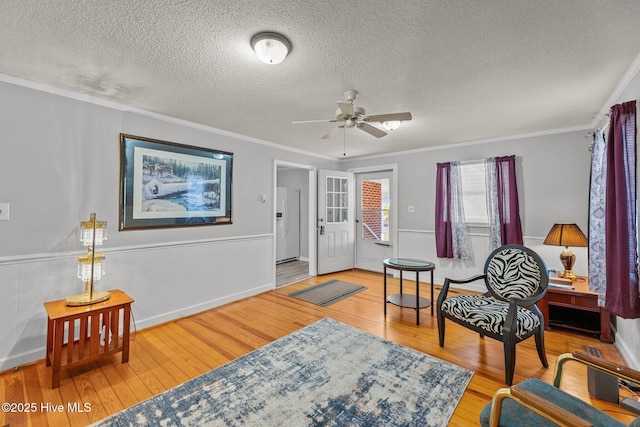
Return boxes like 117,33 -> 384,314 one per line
543,223 -> 588,281
65,213 -> 111,306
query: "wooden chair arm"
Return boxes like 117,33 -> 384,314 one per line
437,274 -> 486,305
509,385 -> 593,427
445,274 -> 486,285
553,350 -> 640,388
573,350 -> 640,383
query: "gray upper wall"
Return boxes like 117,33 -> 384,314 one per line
341,129 -> 591,240
0,80 -> 337,259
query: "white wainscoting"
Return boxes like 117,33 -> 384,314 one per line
0,234 -> 274,371
396,229 -> 588,292
616,318 -> 640,370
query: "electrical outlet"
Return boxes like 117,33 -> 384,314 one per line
407,205 -> 415,213
0,203 -> 9,220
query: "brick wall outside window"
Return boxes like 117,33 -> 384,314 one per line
362,181 -> 381,240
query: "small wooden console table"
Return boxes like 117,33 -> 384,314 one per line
44,289 -> 134,388
383,258 -> 435,325
538,277 -> 613,343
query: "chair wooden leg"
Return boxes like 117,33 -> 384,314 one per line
535,327 -> 549,368
437,311 -> 445,347
504,338 -> 516,386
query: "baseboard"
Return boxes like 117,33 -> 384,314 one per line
615,331 -> 640,370
0,349 -> 45,373
135,283 -> 274,331
0,282 -> 274,373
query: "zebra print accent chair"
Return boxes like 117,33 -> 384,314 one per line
436,244 -> 549,385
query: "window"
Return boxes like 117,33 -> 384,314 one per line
459,162 -> 489,225
325,176 -> 348,223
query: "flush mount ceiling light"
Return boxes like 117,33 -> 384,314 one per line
251,32 -> 291,65
382,120 -> 402,131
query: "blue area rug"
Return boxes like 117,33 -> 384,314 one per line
92,318 -> 473,426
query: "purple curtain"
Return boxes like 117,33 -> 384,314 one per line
495,155 -> 523,245
435,162 -> 453,258
605,100 -> 639,318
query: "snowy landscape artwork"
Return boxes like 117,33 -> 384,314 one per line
120,134 -> 232,230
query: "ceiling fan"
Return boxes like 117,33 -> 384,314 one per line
292,90 -> 412,139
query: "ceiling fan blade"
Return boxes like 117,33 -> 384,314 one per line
321,126 -> 343,139
357,122 -> 387,138
292,119 -> 338,124
337,101 -> 355,117
364,112 -> 412,122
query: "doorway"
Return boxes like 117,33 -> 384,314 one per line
317,169 -> 355,274
351,165 -> 398,272
274,161 -> 317,287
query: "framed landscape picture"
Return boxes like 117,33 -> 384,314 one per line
119,134 -> 233,230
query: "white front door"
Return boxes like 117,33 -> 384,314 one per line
355,171 -> 394,272
317,169 -> 354,274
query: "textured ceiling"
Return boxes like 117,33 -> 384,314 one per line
1,1 -> 640,159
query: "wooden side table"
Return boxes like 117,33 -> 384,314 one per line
538,277 -> 613,343
44,289 -> 134,388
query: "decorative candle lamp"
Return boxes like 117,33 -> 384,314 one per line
65,213 -> 110,306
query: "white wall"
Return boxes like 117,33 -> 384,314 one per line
0,79 -> 337,370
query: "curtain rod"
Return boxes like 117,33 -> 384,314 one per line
585,99 -> 639,146
458,156 -> 517,165
585,110 -> 612,140
458,159 -> 484,165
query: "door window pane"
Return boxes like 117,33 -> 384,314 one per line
326,176 -> 348,223
360,178 -> 389,242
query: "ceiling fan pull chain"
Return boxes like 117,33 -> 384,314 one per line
343,127 -> 347,156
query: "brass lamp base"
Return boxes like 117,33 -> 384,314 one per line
65,291 -> 110,306
560,248 -> 577,282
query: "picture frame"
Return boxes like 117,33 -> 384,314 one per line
119,134 -> 232,230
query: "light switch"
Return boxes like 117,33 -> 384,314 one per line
0,203 -> 9,220
407,205 -> 415,213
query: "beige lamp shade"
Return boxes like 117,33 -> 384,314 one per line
543,223 -> 588,247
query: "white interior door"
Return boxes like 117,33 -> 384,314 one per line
317,169 -> 354,274
355,171 -> 394,272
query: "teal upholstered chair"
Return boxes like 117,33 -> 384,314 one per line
437,244 -> 549,385
480,350 -> 640,426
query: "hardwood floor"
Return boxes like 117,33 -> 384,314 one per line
1,269 -> 636,426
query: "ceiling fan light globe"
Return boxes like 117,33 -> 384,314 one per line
382,120 -> 401,131
345,119 -> 356,128
251,32 -> 291,65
